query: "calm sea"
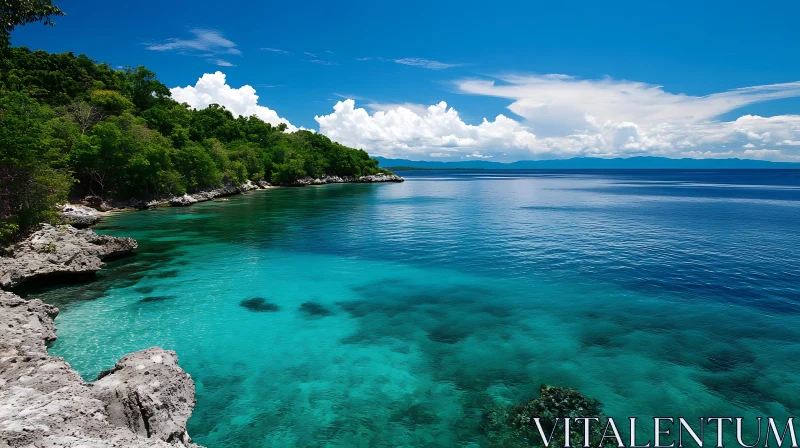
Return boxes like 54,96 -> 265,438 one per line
32,169 -> 800,447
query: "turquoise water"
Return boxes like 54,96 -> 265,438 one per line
31,170 -> 800,447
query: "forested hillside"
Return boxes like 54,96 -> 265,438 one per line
0,46 -> 390,244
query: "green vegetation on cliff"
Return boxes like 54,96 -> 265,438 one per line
0,46 -> 389,244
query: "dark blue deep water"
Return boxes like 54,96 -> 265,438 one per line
37,169 -> 800,447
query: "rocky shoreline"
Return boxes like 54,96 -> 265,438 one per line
286,173 -> 405,187
80,174 -> 404,212
0,290 -> 201,447
0,225 -> 202,446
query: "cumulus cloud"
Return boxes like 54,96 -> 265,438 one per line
365,102 -> 430,116
314,74 -> 800,161
315,100 -> 537,159
171,72 -> 297,132
394,58 -> 464,70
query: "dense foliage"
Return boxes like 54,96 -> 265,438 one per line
0,46 -> 388,244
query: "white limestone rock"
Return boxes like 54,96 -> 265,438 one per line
60,204 -> 102,228
0,225 -> 137,289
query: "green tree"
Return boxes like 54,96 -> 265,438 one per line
1,0 -> 65,46
89,89 -> 135,116
227,140 -> 265,180
173,143 -> 221,192
0,92 -> 72,243
123,66 -> 170,111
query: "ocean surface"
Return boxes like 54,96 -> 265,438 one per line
30,170 -> 800,447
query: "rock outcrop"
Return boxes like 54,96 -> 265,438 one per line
0,290 -> 201,447
287,173 -> 405,186
84,181 -> 273,211
169,194 -> 199,207
60,204 -> 102,228
0,224 -> 137,289
91,348 -> 198,445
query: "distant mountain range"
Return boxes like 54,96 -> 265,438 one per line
376,156 -> 800,170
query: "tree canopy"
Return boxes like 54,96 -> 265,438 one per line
1,0 -> 65,46
0,46 -> 390,245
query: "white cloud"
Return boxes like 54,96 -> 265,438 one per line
333,93 -> 371,102
146,29 -> 241,56
313,74 -> 800,161
681,150 -> 734,159
314,99 -> 800,161
365,102 -> 430,116
457,75 -> 800,134
394,58 -> 464,70
261,47 -> 292,55
466,152 -> 492,159
171,72 -> 297,132
210,59 -> 234,67
743,149 -> 782,160
314,99 -> 537,159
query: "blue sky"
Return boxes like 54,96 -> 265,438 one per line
11,0 -> 800,161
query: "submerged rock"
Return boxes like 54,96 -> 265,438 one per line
389,403 -> 440,425
299,301 -> 332,317
0,290 -> 202,447
240,297 -> 279,312
139,295 -> 178,303
0,224 -> 137,289
60,204 -> 102,228
481,384 -> 606,447
427,325 -> 470,344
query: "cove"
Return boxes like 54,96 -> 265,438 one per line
33,170 -> 800,447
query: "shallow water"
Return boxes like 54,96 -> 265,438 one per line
33,170 -> 800,447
